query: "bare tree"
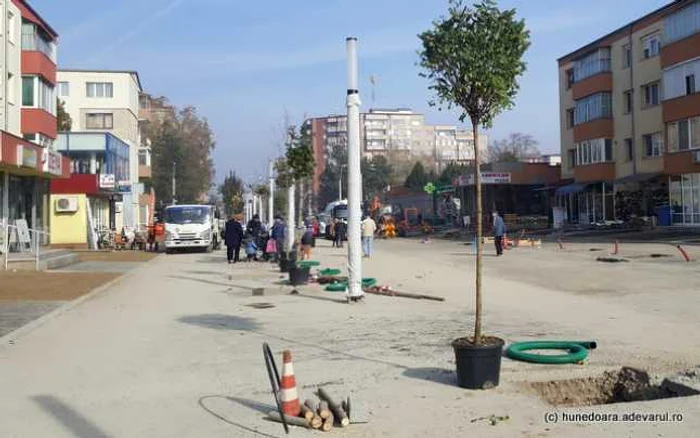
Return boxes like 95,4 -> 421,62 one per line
488,132 -> 541,163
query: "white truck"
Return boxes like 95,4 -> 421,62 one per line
163,204 -> 219,254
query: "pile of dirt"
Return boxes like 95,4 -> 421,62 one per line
528,367 -> 675,407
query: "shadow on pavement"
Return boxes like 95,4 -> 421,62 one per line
32,395 -> 111,438
290,293 -> 348,305
178,314 -> 262,331
402,367 -> 457,387
198,395 -> 280,438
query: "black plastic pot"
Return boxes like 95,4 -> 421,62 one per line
451,336 -> 504,390
288,266 -> 311,286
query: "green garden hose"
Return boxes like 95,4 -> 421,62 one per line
298,260 -> 321,268
324,278 -> 378,293
319,268 -> 341,277
505,341 -> 597,364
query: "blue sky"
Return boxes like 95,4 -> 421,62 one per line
38,0 -> 669,183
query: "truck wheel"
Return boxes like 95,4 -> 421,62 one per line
166,248 -> 174,255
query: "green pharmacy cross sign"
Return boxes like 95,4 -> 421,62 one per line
424,182 -> 436,194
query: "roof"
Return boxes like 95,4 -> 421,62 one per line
558,0 -> 683,64
14,0 -> 58,38
58,69 -> 143,91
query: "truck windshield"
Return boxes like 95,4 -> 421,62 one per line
164,207 -> 210,225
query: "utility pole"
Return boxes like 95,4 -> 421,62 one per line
268,159 -> 275,228
346,37 -> 363,300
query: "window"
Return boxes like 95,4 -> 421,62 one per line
575,138 -> 613,165
8,12 -> 15,44
642,33 -> 660,59
624,138 -> 634,161
21,76 -> 56,114
574,92 -> 612,125
22,76 -> 34,106
642,82 -> 660,107
21,23 -> 56,61
643,133 -> 664,157
687,74 -> 696,95
7,73 -> 15,104
566,109 -> 575,129
623,90 -> 633,114
567,149 -> 576,168
679,119 -> 690,150
86,82 -> 113,98
566,69 -> 574,89
664,1 -> 700,44
57,81 -> 70,97
573,48 -> 611,82
623,45 -> 631,68
86,113 -> 114,129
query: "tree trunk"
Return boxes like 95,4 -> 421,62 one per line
472,118 -> 483,344
287,184 -> 296,252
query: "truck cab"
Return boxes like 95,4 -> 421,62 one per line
163,204 -> 218,253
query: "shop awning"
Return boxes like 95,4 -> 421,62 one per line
615,172 -> 661,184
555,183 -> 588,196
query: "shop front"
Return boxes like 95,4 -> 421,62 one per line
1,132 -> 69,246
670,173 -> 700,226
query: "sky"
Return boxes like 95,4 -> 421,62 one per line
38,0 -> 670,183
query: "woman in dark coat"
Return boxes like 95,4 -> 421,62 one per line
225,214 -> 244,263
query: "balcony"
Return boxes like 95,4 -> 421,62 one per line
572,73 -> 613,100
573,118 -> 614,143
574,162 -> 615,183
22,108 -> 57,139
139,164 -> 152,179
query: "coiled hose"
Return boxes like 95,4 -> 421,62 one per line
505,341 -> 597,364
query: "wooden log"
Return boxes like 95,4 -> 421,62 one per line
266,411 -> 311,428
363,287 -> 445,302
300,402 -> 315,421
318,401 -> 331,420
322,412 -> 334,432
317,387 -> 349,427
304,400 -> 323,429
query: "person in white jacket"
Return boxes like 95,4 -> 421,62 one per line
361,215 -> 377,258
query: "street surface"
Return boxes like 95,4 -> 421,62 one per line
1,238 -> 699,437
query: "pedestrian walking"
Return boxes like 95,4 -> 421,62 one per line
224,214 -> 244,263
492,211 -> 506,256
361,215 -> 377,258
246,214 -> 262,238
334,219 -> 347,248
329,219 -> 337,247
270,216 -> 287,261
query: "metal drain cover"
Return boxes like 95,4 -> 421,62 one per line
246,302 -> 275,309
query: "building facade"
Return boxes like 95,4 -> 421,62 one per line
1,0 -> 69,246
54,70 -> 149,235
558,0 -> 700,226
306,108 -> 488,204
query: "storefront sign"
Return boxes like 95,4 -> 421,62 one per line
42,149 -> 63,175
118,180 -> 132,193
453,172 -> 512,186
16,145 -> 38,169
99,174 -> 116,189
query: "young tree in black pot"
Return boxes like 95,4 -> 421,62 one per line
418,0 -> 530,389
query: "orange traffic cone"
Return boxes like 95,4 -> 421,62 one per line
279,350 -> 301,417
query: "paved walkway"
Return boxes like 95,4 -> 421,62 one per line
0,241 -> 698,437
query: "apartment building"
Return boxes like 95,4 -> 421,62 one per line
558,0 -> 700,226
49,70 -> 150,246
0,0 -> 69,244
307,108 -> 487,202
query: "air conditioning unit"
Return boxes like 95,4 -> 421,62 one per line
693,150 -> 700,164
55,196 -> 79,213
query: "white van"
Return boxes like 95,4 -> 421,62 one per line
163,204 -> 218,253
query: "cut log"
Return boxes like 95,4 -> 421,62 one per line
322,412 -> 334,432
304,400 -> 323,429
266,411 -> 311,428
317,387 -> 350,427
300,402 -> 315,421
318,401 -> 331,420
364,287 -> 445,302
